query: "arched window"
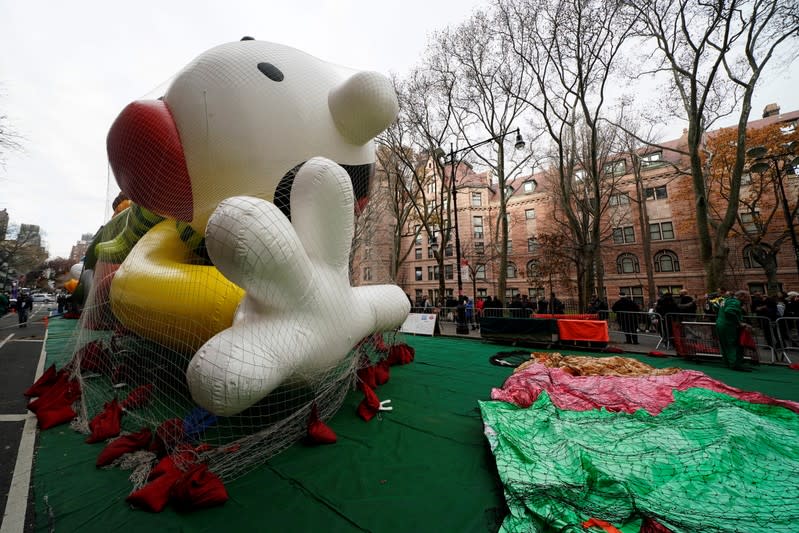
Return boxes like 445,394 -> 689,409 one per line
507,262 -> 517,278
742,245 -> 759,269
616,253 -> 640,274
526,259 -> 539,279
654,250 -> 680,272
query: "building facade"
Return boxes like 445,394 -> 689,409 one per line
354,105 -> 799,311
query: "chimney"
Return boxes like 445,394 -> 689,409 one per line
763,103 -> 780,118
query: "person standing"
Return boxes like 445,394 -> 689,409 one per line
17,292 -> 31,328
612,292 -> 641,344
550,293 -> 565,314
716,290 -> 752,371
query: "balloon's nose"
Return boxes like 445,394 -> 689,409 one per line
328,71 -> 398,145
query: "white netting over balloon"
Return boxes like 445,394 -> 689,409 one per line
62,38 -> 409,483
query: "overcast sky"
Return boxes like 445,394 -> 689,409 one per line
1,0 -> 797,259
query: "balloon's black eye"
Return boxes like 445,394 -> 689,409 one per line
257,62 -> 284,82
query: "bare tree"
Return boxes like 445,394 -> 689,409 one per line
624,0 -> 799,290
705,122 -> 799,293
429,8 -> 534,305
376,70 -> 460,304
496,0 -> 637,309
1,224 -> 47,286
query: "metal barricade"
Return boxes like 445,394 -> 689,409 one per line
605,310 -> 665,348
741,315 -> 777,364
775,316 -> 799,365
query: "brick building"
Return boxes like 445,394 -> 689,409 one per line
354,105 -> 799,310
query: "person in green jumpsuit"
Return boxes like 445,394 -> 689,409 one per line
715,290 -> 752,371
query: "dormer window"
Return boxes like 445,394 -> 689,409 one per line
640,151 -> 663,168
522,180 -> 537,193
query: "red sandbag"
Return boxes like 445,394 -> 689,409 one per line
96,427 -> 153,466
86,398 -> 123,443
170,464 -> 228,511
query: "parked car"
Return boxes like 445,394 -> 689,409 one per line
32,293 -> 46,303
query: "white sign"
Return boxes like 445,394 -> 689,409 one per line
399,313 -> 438,336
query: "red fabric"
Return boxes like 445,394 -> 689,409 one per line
121,384 -> 154,410
374,359 -> 390,385
107,100 -> 193,221
537,314 -> 599,320
491,363 -> 799,415
24,364 -> 58,397
372,334 -> 389,353
357,365 -> 377,390
738,327 -> 757,349
640,517 -> 674,532
125,456 -> 183,513
556,320 -> 609,342
28,372 -> 81,429
170,464 -> 228,511
151,418 -> 186,456
86,398 -> 123,443
357,384 -> 381,422
387,343 -> 415,366
306,405 -> 337,444
790,363 -> 799,370
96,427 -> 153,466
648,351 -> 668,358
582,517 -> 623,533
37,404 -> 77,430
602,346 -> 625,354
76,340 -> 111,373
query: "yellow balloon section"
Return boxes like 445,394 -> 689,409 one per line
110,220 -> 244,352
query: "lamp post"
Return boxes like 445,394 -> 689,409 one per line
447,128 -> 525,296
747,142 -> 799,276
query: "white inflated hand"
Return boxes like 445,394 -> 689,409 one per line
185,157 -> 410,416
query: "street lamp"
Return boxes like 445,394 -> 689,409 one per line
445,128 -> 525,296
747,141 -> 799,276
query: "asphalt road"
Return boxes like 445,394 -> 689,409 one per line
0,306 -> 48,533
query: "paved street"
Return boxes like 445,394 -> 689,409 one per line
0,306 -> 49,533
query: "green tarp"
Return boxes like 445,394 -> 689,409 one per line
480,389 -> 799,532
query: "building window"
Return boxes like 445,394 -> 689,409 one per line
526,259 -> 539,278
657,285 -> 683,295
529,287 -> 545,299
507,262 -> 517,278
609,193 -> 631,206
523,180 -> 537,193
475,264 -> 486,280
444,264 -> 454,280
475,242 -> 484,254
477,288 -> 488,298
445,243 -> 453,257
506,240 -> 513,254
741,172 -> 752,185
654,250 -> 680,272
640,151 -> 663,168
505,185 -> 514,197
616,253 -> 640,274
428,246 -> 435,259
525,209 -> 536,220
743,245 -> 759,269
363,267 -> 372,281
527,238 -> 538,253
613,226 -> 635,244
739,211 -> 759,233
574,169 -> 586,182
471,192 -> 482,207
645,185 -> 668,200
505,287 -> 520,299
415,248 -> 422,260
473,216 -> 483,239
427,265 -> 440,280
427,181 -> 436,194
619,286 -> 645,308
415,289 -> 423,302
649,221 -> 674,241
414,225 -> 422,245
603,160 -> 626,175
415,267 -> 422,281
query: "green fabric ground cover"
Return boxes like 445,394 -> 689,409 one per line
32,324 -> 799,531
480,389 -> 799,532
